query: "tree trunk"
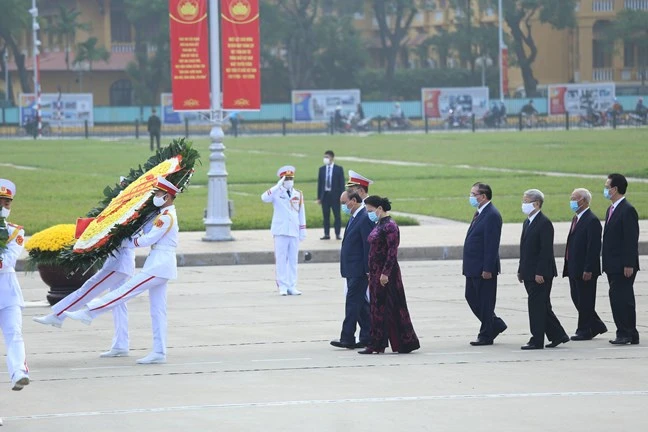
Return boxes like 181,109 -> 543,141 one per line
506,14 -> 539,97
0,31 -> 32,93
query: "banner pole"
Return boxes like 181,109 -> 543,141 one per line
203,0 -> 233,241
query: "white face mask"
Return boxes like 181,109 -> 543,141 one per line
521,202 -> 535,215
283,180 -> 294,190
0,207 -> 10,219
153,195 -> 167,207
323,157 -> 331,165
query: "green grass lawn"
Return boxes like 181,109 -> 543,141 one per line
2,128 -> 646,234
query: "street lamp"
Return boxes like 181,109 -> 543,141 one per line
30,0 -> 41,138
497,0 -> 504,102
3,51 -> 8,103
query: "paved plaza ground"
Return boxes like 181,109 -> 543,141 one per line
3,256 -> 648,431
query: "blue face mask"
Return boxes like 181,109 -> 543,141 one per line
569,200 -> 580,212
341,203 -> 351,215
367,211 -> 379,223
603,187 -> 612,200
469,196 -> 479,208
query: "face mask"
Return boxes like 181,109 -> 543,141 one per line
603,187 -> 612,200
153,195 -> 167,207
0,207 -> 10,219
323,157 -> 331,165
469,196 -> 479,208
341,203 -> 351,215
284,180 -> 294,190
367,211 -> 379,223
521,202 -> 535,215
569,200 -> 580,212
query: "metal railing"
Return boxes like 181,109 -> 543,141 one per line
625,0 -> 648,10
592,0 -> 615,11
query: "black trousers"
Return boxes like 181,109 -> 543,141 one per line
607,272 -> 639,340
524,278 -> 566,346
150,132 -> 160,150
321,191 -> 341,237
465,276 -> 506,341
568,276 -> 607,337
340,276 -> 370,344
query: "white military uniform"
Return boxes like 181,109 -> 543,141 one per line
261,166 -> 306,295
86,206 -> 178,355
0,223 -> 28,385
50,247 -> 135,351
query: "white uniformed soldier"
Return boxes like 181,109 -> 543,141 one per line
261,165 -> 306,296
346,170 -> 374,203
34,178 -> 135,358
65,177 -> 180,365
0,179 -> 30,394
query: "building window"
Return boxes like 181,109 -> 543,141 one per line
110,79 -> 133,106
592,20 -> 612,68
624,42 -> 636,67
110,1 -> 132,43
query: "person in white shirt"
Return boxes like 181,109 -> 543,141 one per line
64,177 -> 180,365
0,179 -> 30,392
34,178 -> 135,358
261,165 -> 306,296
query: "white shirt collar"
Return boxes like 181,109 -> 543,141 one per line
352,206 -> 363,217
528,210 -> 540,224
477,200 -> 491,214
576,207 -> 589,220
611,196 -> 625,209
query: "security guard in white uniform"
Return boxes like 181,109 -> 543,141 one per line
0,179 -> 30,393
34,179 -> 135,358
261,166 -> 306,295
65,177 -> 180,365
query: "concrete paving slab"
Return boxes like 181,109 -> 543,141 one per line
3,257 -> 648,431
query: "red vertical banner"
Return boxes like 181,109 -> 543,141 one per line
169,0 -> 211,111
501,47 -> 509,98
220,0 -> 261,111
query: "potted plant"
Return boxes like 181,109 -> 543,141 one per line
24,224 -> 97,305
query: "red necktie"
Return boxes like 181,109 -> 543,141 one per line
565,215 -> 578,261
570,215 -> 578,233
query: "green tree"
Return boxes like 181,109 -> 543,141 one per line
424,28 -> 453,69
74,37 -> 110,71
47,7 -> 92,73
277,0 -> 320,89
371,0 -> 418,92
0,0 -> 33,96
608,9 -> 648,90
503,0 -> 577,97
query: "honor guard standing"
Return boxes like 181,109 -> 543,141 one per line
0,179 -> 30,393
261,165 -> 306,296
65,177 -> 180,365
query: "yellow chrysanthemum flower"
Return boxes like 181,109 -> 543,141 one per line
25,224 -> 76,253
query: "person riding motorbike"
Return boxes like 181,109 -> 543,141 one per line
520,100 -> 538,127
635,97 -> 646,123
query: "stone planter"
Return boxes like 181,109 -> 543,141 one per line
37,264 -> 97,305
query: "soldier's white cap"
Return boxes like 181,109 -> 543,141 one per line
277,165 -> 296,177
346,170 -> 373,188
0,179 -> 16,199
154,176 -> 180,197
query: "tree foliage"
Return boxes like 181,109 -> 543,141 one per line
607,9 -> 648,89
0,0 -> 33,97
74,37 -> 110,71
503,0 -> 576,97
47,7 -> 92,72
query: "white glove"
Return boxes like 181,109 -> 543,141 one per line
276,176 -> 285,187
120,237 -> 135,249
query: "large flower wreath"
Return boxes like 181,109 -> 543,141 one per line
60,138 -> 200,271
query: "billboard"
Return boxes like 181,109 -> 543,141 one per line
168,0 -> 211,111
19,93 -> 93,127
291,89 -> 361,122
220,0 -> 261,111
422,87 -> 489,119
160,93 -> 212,125
548,83 -> 616,115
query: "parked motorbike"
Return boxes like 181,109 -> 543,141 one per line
385,115 -> 411,130
445,109 -> 471,129
578,109 -> 607,127
349,113 -> 373,132
482,109 -> 506,128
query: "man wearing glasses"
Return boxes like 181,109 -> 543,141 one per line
462,182 -> 507,346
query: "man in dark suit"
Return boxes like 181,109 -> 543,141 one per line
517,189 -> 569,350
463,182 -> 507,346
603,173 -> 640,345
563,188 -> 607,341
317,150 -> 345,240
330,191 -> 373,349
147,108 -> 161,151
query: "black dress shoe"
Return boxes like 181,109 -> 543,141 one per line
521,343 -> 543,350
336,236 -> 342,240
330,340 -> 355,349
469,339 -> 493,346
546,335 -> 570,348
494,324 -> 508,339
355,342 -> 367,349
320,236 -> 331,240
609,337 -> 632,345
570,334 -> 593,341
631,337 -> 640,345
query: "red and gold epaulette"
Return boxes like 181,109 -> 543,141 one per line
7,222 -> 23,230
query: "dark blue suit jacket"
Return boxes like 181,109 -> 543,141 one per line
462,202 -> 502,277
340,207 -> 374,278
562,208 -> 602,278
317,164 -> 345,202
602,198 -> 640,274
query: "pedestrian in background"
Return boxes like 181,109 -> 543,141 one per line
147,108 -> 161,151
317,150 -> 345,240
